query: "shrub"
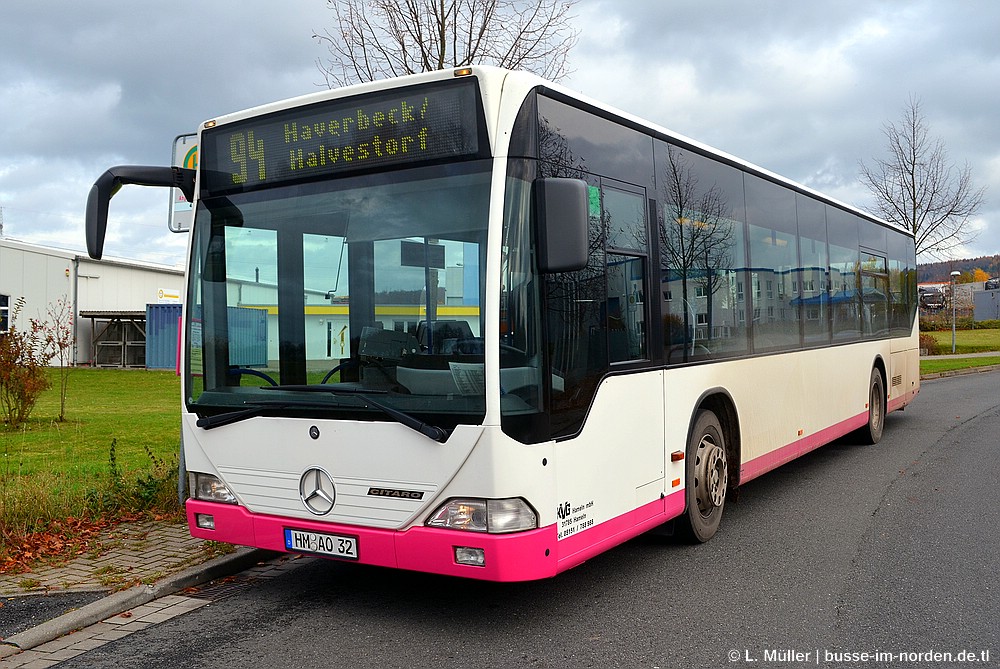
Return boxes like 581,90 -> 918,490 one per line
36,296 -> 75,422
85,439 -> 181,517
919,333 -> 940,356
0,298 -> 52,428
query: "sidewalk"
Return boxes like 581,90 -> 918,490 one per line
0,520 -> 210,597
928,350 -> 1000,359
0,519 -> 277,664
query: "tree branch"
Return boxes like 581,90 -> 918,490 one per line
859,96 -> 985,259
316,0 -> 579,86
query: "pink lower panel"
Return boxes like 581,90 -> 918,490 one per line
888,387 -> 918,412
187,491 -> 688,582
740,412 -> 868,483
740,387 -> 917,484
556,490 -> 686,573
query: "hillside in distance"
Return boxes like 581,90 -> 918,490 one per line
918,255 -> 1000,283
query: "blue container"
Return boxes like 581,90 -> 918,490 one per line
146,304 -> 183,370
226,306 -> 268,367
146,304 -> 268,370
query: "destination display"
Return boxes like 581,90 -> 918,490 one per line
201,79 -> 484,195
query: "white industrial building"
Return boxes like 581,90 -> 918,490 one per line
0,237 -> 184,367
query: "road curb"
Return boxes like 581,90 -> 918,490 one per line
0,547 -> 277,658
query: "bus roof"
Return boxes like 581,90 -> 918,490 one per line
198,66 -> 904,238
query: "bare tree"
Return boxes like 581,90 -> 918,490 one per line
314,0 -> 579,88
859,97 -> 985,259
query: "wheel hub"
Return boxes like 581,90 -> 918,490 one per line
871,385 -> 883,427
695,437 -> 728,512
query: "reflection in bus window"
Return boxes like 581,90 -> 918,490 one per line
657,144 -> 747,363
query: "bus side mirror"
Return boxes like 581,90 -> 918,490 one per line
86,166 -> 195,260
534,177 -> 589,273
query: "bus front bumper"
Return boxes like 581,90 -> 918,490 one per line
186,500 -> 559,581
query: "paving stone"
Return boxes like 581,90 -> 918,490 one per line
114,620 -> 153,633
38,648 -> 85,662
90,628 -> 133,642
134,611 -> 177,624
1,521 -> 212,598
28,636 -> 77,653
158,599 -> 209,618
122,604 -> 162,618
64,637 -> 108,652
3,651 -> 63,668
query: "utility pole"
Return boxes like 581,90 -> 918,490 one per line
951,270 -> 961,353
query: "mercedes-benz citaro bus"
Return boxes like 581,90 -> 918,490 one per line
85,66 -> 919,581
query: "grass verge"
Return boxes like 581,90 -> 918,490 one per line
922,328 -> 1000,354
1,368 -> 182,571
920,356 -> 1000,376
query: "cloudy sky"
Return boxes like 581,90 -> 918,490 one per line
2,0 -> 998,267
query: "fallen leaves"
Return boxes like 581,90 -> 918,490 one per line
0,516 -> 113,574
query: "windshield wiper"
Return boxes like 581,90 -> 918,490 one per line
359,394 -> 449,443
261,385 -> 449,443
195,399 -> 336,430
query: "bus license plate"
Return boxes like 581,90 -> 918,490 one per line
284,528 -> 359,560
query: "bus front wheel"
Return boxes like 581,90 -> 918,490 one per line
680,409 -> 728,543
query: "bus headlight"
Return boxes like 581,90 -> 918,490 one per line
427,498 -> 537,534
188,472 -> 238,504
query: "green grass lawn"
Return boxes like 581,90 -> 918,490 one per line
3,368 -> 181,482
923,328 -> 1000,354
2,368 -> 182,544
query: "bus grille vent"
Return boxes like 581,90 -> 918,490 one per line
891,374 -> 902,387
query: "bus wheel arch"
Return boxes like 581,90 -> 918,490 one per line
700,392 -> 741,492
679,392 -> 740,543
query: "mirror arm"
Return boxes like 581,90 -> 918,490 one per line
86,166 -> 195,260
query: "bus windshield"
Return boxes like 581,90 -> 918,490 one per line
185,161 -> 491,430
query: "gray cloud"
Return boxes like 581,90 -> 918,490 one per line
566,0 -> 999,259
0,0 -> 996,264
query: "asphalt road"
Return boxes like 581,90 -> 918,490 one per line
0,592 -> 104,639
58,371 -> 999,669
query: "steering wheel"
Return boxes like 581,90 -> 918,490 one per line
227,367 -> 278,386
321,359 -> 406,392
321,359 -> 360,384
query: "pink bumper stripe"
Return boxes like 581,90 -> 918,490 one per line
186,489 -> 688,582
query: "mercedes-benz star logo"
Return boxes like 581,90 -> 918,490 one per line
299,467 -> 336,516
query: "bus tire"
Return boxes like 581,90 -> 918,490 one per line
858,367 -> 885,445
679,409 -> 728,543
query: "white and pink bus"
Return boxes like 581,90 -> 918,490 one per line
85,66 -> 919,581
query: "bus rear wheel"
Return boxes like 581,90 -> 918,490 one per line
858,367 -> 885,445
680,409 -> 728,543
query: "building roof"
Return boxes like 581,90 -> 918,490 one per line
0,237 -> 184,275
79,311 -> 149,319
